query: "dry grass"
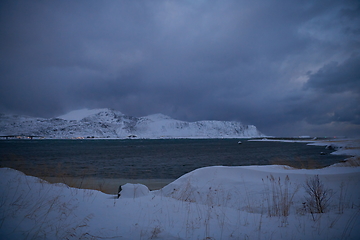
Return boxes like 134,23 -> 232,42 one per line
337,157 -> 360,167
270,157 -> 323,169
0,171 -> 95,239
262,174 -> 299,218
304,175 -> 332,214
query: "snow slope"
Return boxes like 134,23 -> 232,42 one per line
1,164 -> 359,239
136,113 -> 261,138
0,108 -> 264,139
57,108 -> 122,121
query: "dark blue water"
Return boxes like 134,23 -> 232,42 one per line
0,139 -> 347,179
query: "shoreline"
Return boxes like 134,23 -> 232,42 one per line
3,138 -> 359,194
42,176 -> 175,194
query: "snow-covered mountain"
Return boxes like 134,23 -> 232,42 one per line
0,108 -> 264,139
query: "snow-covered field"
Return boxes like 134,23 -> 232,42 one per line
1,140 -> 360,239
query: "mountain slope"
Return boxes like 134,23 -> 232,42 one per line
57,108 -> 123,121
0,109 -> 264,139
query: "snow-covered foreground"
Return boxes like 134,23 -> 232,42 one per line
1,140 -> 360,240
1,166 -> 359,239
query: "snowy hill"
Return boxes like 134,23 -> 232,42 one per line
57,108 -> 124,121
0,108 -> 264,139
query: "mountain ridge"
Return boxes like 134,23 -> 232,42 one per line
0,108 -> 264,139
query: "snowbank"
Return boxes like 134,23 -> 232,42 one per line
120,183 -> 150,198
1,162 -> 360,239
308,139 -> 360,157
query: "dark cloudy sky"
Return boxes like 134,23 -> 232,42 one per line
1,0 -> 359,137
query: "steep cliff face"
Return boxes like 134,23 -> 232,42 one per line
0,108 -> 264,138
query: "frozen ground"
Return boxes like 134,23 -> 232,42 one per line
1,139 -> 360,239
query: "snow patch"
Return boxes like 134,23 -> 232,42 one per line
120,183 -> 150,198
57,108 -> 121,121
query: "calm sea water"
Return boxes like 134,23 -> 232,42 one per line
0,139 -> 347,180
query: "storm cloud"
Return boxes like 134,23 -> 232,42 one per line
1,0 -> 359,137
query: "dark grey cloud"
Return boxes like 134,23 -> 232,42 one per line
1,0 -> 359,136
297,55 -> 360,126
304,55 -> 360,94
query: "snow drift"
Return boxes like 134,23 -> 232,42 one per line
1,164 -> 360,239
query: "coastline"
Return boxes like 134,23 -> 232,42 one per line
42,176 -> 175,194
40,138 -> 360,194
